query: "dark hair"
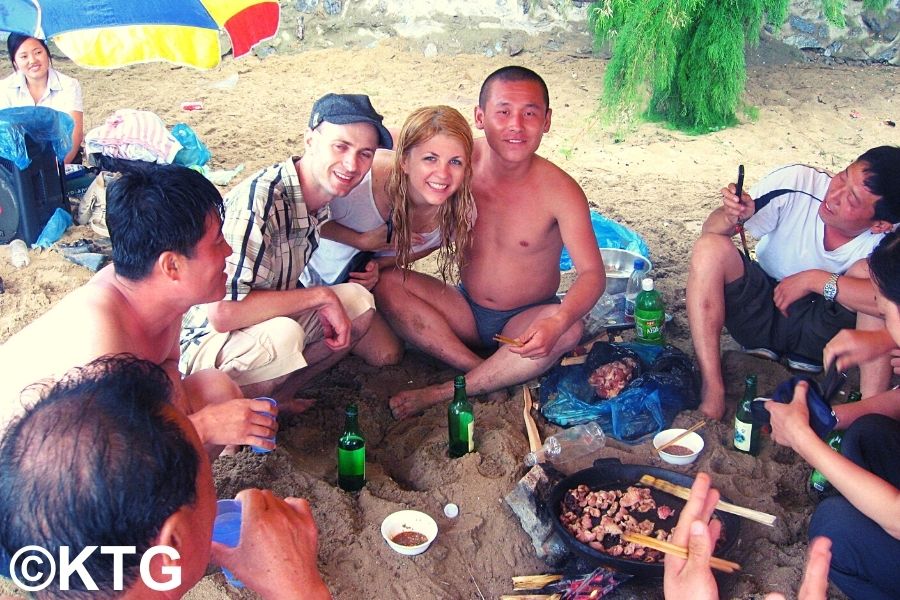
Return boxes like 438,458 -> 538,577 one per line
478,65 -> 550,110
0,355 -> 199,599
868,230 -> 900,305
857,146 -> 900,224
7,34 -> 51,70
106,165 -> 224,280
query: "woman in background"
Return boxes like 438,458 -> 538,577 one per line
2,33 -> 83,164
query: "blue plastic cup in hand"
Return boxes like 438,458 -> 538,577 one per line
251,397 -> 277,453
212,499 -> 244,588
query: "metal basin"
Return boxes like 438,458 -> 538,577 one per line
601,248 -> 652,295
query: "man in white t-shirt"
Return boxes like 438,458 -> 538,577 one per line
687,146 -> 900,419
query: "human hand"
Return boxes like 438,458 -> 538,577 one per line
824,328 -> 894,372
211,490 -> 332,600
190,398 -> 278,449
664,472 -> 721,600
348,259 -> 379,291
764,380 -> 816,450
773,271 -> 824,316
720,183 -> 754,225
506,315 -> 566,359
317,298 -> 352,351
892,348 -> 900,376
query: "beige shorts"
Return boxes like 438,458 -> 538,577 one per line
183,283 -> 374,385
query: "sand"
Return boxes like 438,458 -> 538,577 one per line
1,37 -> 897,599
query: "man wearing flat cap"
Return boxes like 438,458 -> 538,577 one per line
180,93 -> 393,411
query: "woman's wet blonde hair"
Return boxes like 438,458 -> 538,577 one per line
386,105 -> 476,282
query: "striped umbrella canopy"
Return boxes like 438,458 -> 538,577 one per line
0,0 -> 280,69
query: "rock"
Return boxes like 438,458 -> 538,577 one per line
789,16 -> 817,35
783,34 -> 823,50
324,0 -> 341,16
423,42 -> 438,57
295,0 -> 318,13
504,464 -> 570,565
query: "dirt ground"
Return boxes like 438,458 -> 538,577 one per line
1,36 -> 897,599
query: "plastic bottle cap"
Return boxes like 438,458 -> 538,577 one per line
633,258 -> 645,270
641,278 -> 653,291
444,503 -> 459,518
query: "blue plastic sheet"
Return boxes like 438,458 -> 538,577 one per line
540,342 -> 700,443
33,207 -> 73,248
0,106 -> 74,169
560,210 -> 650,271
172,123 -> 211,168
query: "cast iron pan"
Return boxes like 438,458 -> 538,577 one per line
546,458 -> 742,577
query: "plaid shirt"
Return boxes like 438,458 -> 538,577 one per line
180,157 -> 328,367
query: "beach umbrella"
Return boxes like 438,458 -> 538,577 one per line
0,0 -> 280,69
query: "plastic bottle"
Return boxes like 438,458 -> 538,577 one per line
808,390 -> 861,500
634,278 -> 665,345
448,375 -> 475,458
624,258 -> 647,321
524,421 -> 606,467
337,404 -> 366,491
9,239 -> 30,268
733,375 -> 760,456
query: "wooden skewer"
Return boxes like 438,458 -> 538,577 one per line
622,532 -> 741,573
655,420 -> 706,454
500,595 -> 561,600
493,334 -> 523,347
522,386 -> 543,453
639,475 -> 777,527
511,574 -> 562,590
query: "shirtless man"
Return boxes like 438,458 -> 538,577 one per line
379,66 -> 606,419
179,94 -> 394,409
0,166 -> 276,454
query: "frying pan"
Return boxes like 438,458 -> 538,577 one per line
546,458 -> 741,577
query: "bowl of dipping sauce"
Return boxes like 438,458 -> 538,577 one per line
653,428 -> 704,465
381,510 -> 438,556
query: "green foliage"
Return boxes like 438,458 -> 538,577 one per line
588,0 -> 888,134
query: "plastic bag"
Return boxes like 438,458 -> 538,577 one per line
0,106 -> 74,169
560,210 -> 650,271
752,376 -> 837,439
171,123 -> 211,168
540,342 -> 700,443
33,207 -> 74,249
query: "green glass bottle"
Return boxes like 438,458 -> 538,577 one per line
808,390 -> 861,500
448,375 -> 475,458
733,375 -> 760,456
634,278 -> 665,345
337,404 -> 365,492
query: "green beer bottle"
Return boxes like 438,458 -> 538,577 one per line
733,375 -> 760,456
448,375 -> 475,458
338,404 -> 365,491
808,390 -> 861,500
634,278 -> 665,345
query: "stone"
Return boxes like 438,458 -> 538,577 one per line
295,0 -> 318,13
324,0 -> 341,16
861,10 -> 884,35
423,42 -> 438,57
783,34 -> 823,50
504,464 -> 570,565
789,16 -> 817,35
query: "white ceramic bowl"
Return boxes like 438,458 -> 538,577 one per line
653,428 -> 704,465
381,510 -> 438,556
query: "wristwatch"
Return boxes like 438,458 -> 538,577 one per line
823,273 -> 839,302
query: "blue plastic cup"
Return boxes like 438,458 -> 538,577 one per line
212,499 -> 244,588
251,397 -> 277,454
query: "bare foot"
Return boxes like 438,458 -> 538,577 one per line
698,381 -> 725,420
279,397 -> 317,415
389,386 -> 446,420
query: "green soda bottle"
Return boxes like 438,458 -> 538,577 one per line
733,375 -> 760,456
337,404 -> 366,491
448,375 -> 475,458
808,390 -> 861,500
634,278 -> 665,345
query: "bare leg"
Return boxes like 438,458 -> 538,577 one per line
857,311 -> 892,398
389,304 -> 582,419
351,311 -> 404,366
375,268 -> 483,372
243,309 -> 376,413
686,234 -> 746,420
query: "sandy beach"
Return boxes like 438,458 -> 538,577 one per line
1,36 -> 897,599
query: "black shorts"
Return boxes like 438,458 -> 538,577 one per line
723,254 -> 856,360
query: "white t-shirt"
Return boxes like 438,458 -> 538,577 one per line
1,67 -> 83,114
745,164 -> 884,281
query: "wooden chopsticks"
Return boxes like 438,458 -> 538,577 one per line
622,532 -> 741,573
493,334 -> 523,347
655,420 -> 706,454
639,475 -> 777,527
